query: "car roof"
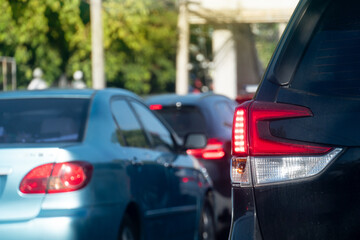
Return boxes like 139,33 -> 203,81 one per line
145,92 -> 231,106
0,88 -> 139,100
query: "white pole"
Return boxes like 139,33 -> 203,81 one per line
176,0 -> 189,95
2,60 -> 7,91
212,29 -> 237,99
11,58 -> 16,90
90,0 -> 105,89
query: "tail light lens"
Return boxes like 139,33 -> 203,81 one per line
231,101 -> 342,186
20,161 -> 93,194
149,104 -> 163,110
19,163 -> 54,194
187,138 -> 226,160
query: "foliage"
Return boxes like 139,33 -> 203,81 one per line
0,0 -> 177,94
252,23 -> 280,69
189,25 -> 213,89
0,0 -> 89,88
103,0 -> 177,94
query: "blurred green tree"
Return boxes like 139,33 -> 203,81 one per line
103,0 -> 177,94
0,0 -> 177,94
0,0 -> 91,88
252,23 -> 280,69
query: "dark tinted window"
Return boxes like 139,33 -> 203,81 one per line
111,99 -> 149,148
131,101 -> 174,152
290,0 -> 360,97
156,106 -> 207,138
0,98 -> 89,144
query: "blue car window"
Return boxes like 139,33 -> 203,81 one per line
111,99 -> 150,149
0,98 -> 89,143
130,101 -> 174,152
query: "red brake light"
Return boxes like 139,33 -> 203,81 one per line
187,138 -> 226,160
149,104 -> 163,110
19,163 -> 54,194
232,101 -> 332,157
232,101 -> 252,156
20,161 -> 93,194
47,162 -> 93,193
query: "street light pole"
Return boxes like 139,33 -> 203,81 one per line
90,0 -> 105,89
176,0 -> 189,95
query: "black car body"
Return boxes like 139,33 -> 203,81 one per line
146,93 -> 238,239
230,0 -> 360,239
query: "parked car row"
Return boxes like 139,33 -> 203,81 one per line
0,89 -> 221,240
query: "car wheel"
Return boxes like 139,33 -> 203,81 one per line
199,202 -> 216,240
119,214 -> 139,240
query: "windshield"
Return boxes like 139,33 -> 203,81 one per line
156,106 -> 207,138
0,98 -> 89,144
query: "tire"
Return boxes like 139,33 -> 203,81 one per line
199,202 -> 216,240
119,214 -> 139,240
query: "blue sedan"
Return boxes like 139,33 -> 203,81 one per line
0,88 -> 214,240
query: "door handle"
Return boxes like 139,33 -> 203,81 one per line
164,162 -> 173,168
156,156 -> 173,168
131,157 -> 143,166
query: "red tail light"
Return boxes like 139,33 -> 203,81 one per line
187,138 -> 226,160
149,104 -> 163,110
19,163 -> 54,194
20,161 -> 93,194
231,100 -> 339,186
232,101 -> 332,157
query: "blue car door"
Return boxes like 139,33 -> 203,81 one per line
130,100 -> 200,240
111,98 -> 170,239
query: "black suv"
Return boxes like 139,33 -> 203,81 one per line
230,0 -> 360,239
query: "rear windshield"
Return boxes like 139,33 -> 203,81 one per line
290,0 -> 360,97
0,98 -> 90,144
156,106 -> 206,139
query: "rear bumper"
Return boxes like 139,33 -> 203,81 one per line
229,186 -> 262,240
0,205 -> 121,240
